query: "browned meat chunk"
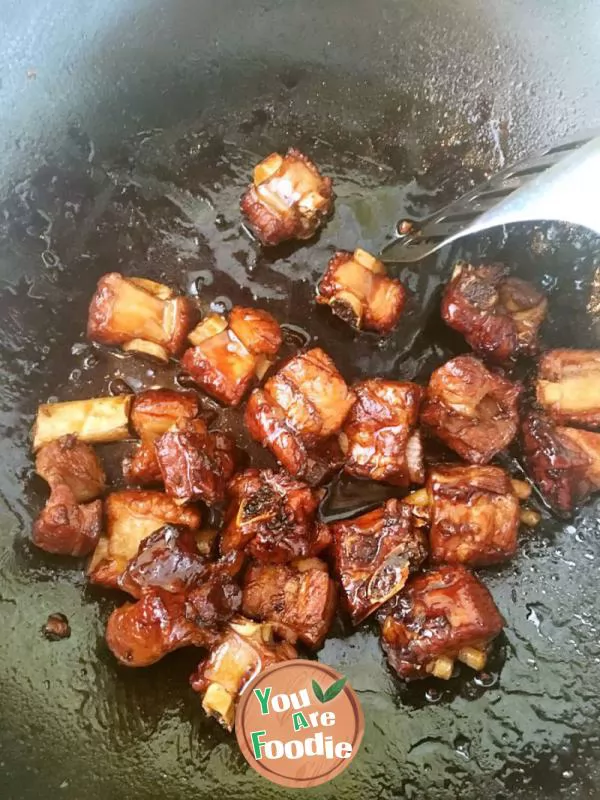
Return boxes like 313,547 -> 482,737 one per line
130,388 -> 200,439
340,379 -> 423,486
119,523 -> 243,599
181,307 -> 282,406
155,419 -> 237,505
33,434 -> 105,556
221,468 -> 330,563
522,411 -> 600,514
123,443 -> 163,486
87,273 -> 193,362
242,558 -> 336,648
240,149 -> 333,246
106,521 -> 242,667
316,248 -> 406,334
379,565 -> 504,680
35,435 -> 106,502
190,618 -> 297,730
124,388 -> 199,486
118,524 -> 210,597
245,390 -> 344,485
441,263 -> 547,362
228,306 -> 283,358
427,465 -> 520,566
186,574 -> 243,629
105,590 -> 222,667
331,499 -> 427,625
245,347 -> 355,482
536,349 -> 600,427
262,348 -> 354,438
33,484 -> 102,556
421,355 -> 521,464
87,490 -> 201,589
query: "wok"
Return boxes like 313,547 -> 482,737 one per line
2,1 -> 600,798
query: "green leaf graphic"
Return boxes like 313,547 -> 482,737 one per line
312,679 -> 325,703
323,676 -> 347,702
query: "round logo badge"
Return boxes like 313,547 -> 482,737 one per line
235,659 -> 364,788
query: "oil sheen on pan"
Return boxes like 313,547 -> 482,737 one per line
1,103 -> 600,800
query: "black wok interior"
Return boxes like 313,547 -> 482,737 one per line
2,1 -> 600,798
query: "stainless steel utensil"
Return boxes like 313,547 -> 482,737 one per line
382,131 -> 600,263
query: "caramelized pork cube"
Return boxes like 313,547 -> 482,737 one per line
105,590 -> 221,668
33,484 -> 102,556
331,499 -> 427,625
33,435 -> 105,556
118,524 -> 210,598
427,465 -> 520,566
181,307 -> 282,406
123,389 -> 199,486
32,395 -> 132,452
522,411 -> 600,514
104,490 -> 202,561
130,388 -> 200,439
242,558 -> 336,648
421,355 -> 521,464
119,522 -> 243,599
186,574 -> 243,628
87,273 -> 193,362
87,490 -> 201,589
221,468 -> 330,563
123,443 -> 163,486
243,389 -> 316,483
316,248 -> 406,334
35,435 -> 106,502
264,347 -> 355,439
245,348 -> 355,480
245,389 -> 345,485
536,349 -> 600,427
379,565 -> 504,680
155,419 -> 236,505
441,263 -> 547,362
240,148 -> 333,246
228,306 -> 283,360
340,379 -> 423,485
190,618 -> 297,730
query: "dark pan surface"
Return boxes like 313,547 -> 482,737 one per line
2,111 -> 600,800
2,1 -> 600,798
